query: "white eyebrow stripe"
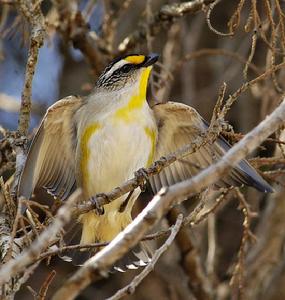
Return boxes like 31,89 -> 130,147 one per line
104,60 -> 128,78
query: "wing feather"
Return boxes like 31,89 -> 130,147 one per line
18,95 -> 83,201
151,102 -> 273,193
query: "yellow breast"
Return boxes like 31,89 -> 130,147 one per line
80,122 -> 101,193
144,126 -> 156,167
114,67 -> 152,123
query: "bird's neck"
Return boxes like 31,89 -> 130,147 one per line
114,67 -> 152,120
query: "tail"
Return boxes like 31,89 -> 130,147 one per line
113,242 -> 152,272
70,241 -> 152,270
68,211 -> 152,269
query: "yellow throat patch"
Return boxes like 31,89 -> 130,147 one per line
114,66 -> 152,122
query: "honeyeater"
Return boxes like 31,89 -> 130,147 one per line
18,53 -> 272,263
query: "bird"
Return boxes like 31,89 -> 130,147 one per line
18,53 -> 272,265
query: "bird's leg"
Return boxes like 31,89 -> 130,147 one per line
134,167 -> 153,194
89,194 -> 105,215
119,189 -> 135,213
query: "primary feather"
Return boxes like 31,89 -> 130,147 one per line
18,95 -> 82,203
150,102 -> 272,193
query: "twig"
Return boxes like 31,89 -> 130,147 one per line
206,213 -> 216,279
106,215 -> 183,300
206,0 -> 234,36
53,2 -> 105,76
243,31 -> 257,79
117,0 -> 215,54
0,93 -> 45,115
176,48 -> 261,75
38,270 -> 56,300
0,189 -> 82,285
187,187 -> 234,226
230,188 -> 257,300
168,207 -> 213,300
52,98 -> 285,300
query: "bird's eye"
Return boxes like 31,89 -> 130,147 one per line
121,64 -> 132,73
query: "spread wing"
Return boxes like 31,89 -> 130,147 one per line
150,101 -> 273,194
18,95 -> 83,201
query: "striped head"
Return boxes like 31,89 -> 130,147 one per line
96,54 -> 159,92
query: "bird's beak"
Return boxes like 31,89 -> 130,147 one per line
142,53 -> 159,67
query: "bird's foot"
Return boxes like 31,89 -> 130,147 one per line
153,156 -> 167,171
134,168 -> 150,193
89,194 -> 106,215
221,120 -> 234,133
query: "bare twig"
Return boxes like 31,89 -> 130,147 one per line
230,188 -> 257,299
38,270 -> 56,300
176,48 -> 261,75
118,0 -> 215,54
106,215 -> 183,300
206,0 -> 234,36
0,189 -> 82,285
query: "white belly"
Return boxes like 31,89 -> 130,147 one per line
87,122 -> 151,195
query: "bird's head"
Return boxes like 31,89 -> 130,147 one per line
96,54 -> 159,93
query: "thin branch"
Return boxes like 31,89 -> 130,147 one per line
168,207 -> 213,300
176,48 -> 261,75
230,188 -> 257,299
117,0 -> 215,54
0,189 -> 82,285
38,270 -> 57,300
206,0 -> 234,36
16,0 -> 45,136
10,0 -> 45,199
106,215 -> 183,300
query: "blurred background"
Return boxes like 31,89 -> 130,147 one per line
1,0 -> 285,299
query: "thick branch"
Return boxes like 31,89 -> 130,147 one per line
17,0 -> 45,136
52,99 -> 285,300
10,0 -> 45,195
53,0 -> 105,76
167,207 -> 212,299
244,189 -> 285,299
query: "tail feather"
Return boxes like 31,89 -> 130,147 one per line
61,212 -> 153,269
67,242 -> 152,270
113,242 -> 152,272
69,249 -> 93,266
